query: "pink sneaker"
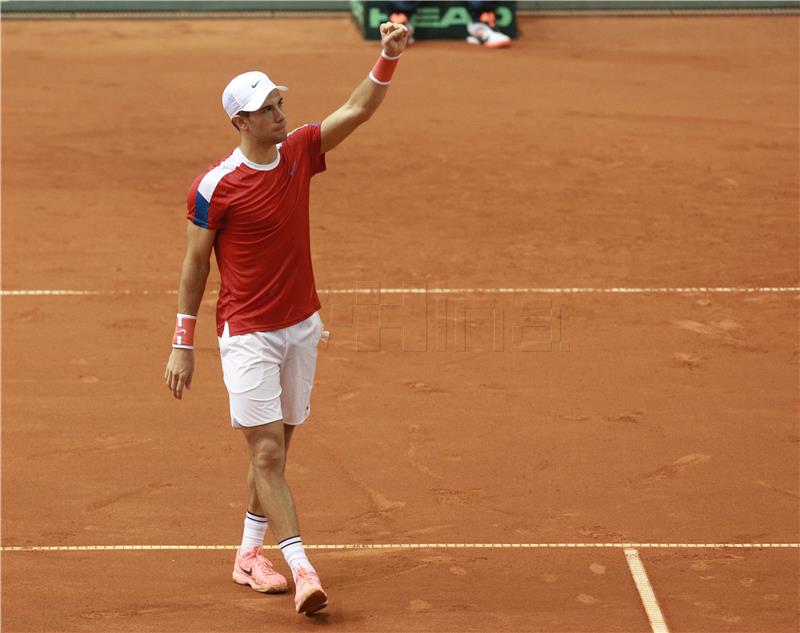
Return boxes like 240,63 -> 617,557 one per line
293,566 -> 328,615
232,546 -> 288,593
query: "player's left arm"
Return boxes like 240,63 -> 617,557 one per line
320,22 -> 409,154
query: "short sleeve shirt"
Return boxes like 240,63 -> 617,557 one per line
186,124 -> 326,336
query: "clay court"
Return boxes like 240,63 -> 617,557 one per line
2,9 -> 799,633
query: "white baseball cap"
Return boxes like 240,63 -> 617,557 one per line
221,71 -> 288,119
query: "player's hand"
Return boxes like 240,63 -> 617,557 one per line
380,21 -> 409,57
164,348 -> 194,400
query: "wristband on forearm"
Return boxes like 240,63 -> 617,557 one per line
369,50 -> 401,86
172,313 -> 197,349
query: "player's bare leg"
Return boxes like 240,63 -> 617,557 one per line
248,424 -> 295,516
241,422 -> 327,615
241,422 -> 300,539
232,425 -> 298,595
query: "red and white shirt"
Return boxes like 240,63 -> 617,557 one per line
187,124 -> 326,336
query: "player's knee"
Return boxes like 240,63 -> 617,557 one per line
251,441 -> 285,474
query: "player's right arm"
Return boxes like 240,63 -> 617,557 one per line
320,22 -> 409,154
164,222 -> 216,400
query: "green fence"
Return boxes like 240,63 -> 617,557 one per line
352,1 -> 517,40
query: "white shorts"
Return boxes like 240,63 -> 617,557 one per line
218,312 -> 324,429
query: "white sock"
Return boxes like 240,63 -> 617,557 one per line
278,535 -> 315,579
239,511 -> 268,555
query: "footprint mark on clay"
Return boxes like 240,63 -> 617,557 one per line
693,601 -> 742,624
673,319 -> 741,341
367,489 -> 405,512
633,453 -> 712,483
407,424 -> 446,481
673,352 -> 702,369
577,594 -> 601,605
404,381 -> 449,395
673,319 -> 760,351
576,525 -> 628,540
603,410 -> 645,424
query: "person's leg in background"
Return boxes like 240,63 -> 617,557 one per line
466,1 -> 511,48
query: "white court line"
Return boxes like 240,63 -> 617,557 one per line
2,542 -> 798,552
1,286 -> 799,297
625,548 -> 670,633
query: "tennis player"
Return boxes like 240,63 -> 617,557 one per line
163,22 -> 409,616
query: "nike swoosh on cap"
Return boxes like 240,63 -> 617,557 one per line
251,79 -> 261,88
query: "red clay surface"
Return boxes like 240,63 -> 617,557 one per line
2,14 -> 799,633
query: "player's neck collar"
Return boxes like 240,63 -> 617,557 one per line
234,146 -> 281,171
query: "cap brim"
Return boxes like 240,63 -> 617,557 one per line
240,84 -> 288,113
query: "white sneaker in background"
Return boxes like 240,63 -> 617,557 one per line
466,19 -> 511,48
